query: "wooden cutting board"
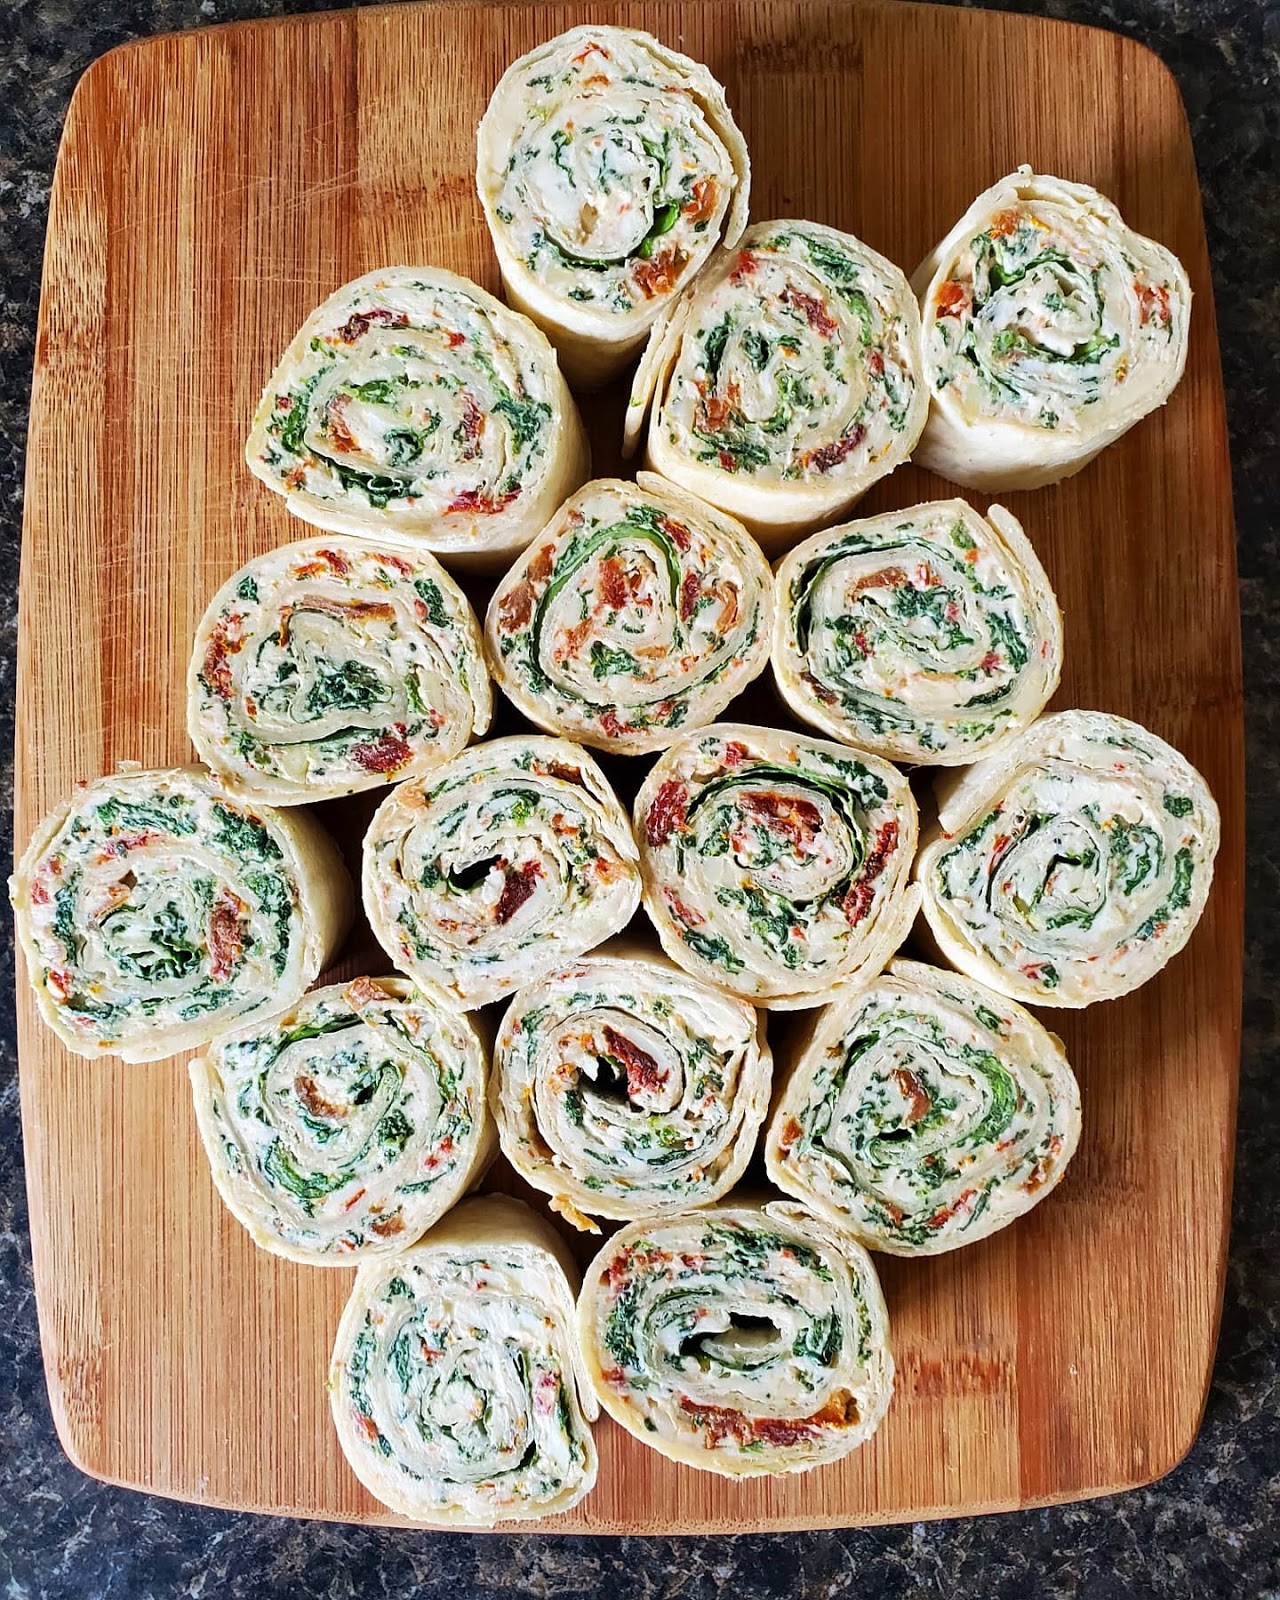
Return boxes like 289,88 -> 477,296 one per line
17,0 -> 1242,1533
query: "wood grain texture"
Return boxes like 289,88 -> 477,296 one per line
16,0 -> 1242,1533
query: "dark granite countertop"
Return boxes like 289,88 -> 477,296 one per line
1,0 -> 1277,1594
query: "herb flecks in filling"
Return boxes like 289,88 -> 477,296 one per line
768,962 -> 1081,1254
481,27 -> 744,324
777,501 -> 1058,764
488,482 -> 772,751
249,270 -> 559,529
921,712 -> 1217,1006
648,221 -> 922,505
640,729 -> 915,1001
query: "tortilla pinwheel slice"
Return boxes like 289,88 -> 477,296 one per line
765,958 -> 1081,1256
578,1201 -> 893,1477
188,537 -> 491,803
362,736 -> 641,1009
190,976 -> 493,1264
245,267 -> 589,568
772,499 -> 1063,765
493,944 -> 772,1230
913,167 -> 1192,491
486,473 -> 773,755
476,25 -> 750,389
916,710 -> 1219,1007
329,1195 -> 598,1525
624,220 -> 928,547
635,724 -> 920,1009
11,767 -> 351,1063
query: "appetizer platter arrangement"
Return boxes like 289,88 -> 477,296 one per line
16,0 -> 1242,1533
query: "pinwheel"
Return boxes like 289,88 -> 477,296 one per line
10,767 -> 351,1062
245,267 -> 589,567
188,537 -> 491,803
190,976 -> 493,1263
492,944 -> 772,1230
476,25 -> 750,387
485,474 -> 773,755
912,167 -> 1191,490
772,498 -> 1062,765
915,710 -> 1219,1006
624,220 -> 928,546
362,736 -> 641,1009
765,958 -> 1081,1255
329,1195 -> 598,1524
635,724 -> 919,1008
577,1201 -> 893,1477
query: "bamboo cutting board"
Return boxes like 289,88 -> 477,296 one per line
17,0 -> 1242,1532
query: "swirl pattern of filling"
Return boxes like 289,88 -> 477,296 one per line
915,709 -> 1219,1006
766,958 -> 1081,1254
189,537 -> 491,802
329,1196 -> 598,1524
10,767 -> 351,1061
912,167 -> 1191,490
577,1202 -> 893,1477
190,976 -> 493,1263
363,736 -> 641,1008
772,499 -> 1062,765
493,947 -> 772,1228
626,220 -> 927,544
635,724 -> 920,1008
477,25 -> 750,386
487,474 -> 773,754
245,267 -> 589,565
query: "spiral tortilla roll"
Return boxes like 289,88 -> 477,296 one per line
190,976 -> 493,1264
765,959 -> 1081,1256
477,26 -> 750,389
245,267 -> 589,568
486,474 -> 773,755
363,736 -> 641,1008
624,220 -> 927,547
912,167 -> 1191,491
188,537 -> 491,803
10,767 -> 351,1063
329,1195 -> 598,1525
493,944 -> 772,1230
915,710 -> 1219,1007
772,499 -> 1062,765
635,724 -> 919,1009
578,1201 -> 893,1477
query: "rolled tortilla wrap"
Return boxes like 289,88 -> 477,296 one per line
362,735 -> 641,1008
10,766 -> 351,1062
912,167 -> 1191,491
328,1195 -> 598,1524
476,25 -> 750,388
188,536 -> 491,802
635,724 -> 919,1009
492,942 -> 772,1229
766,958 -> 1081,1255
577,1200 -> 893,1477
915,709 -> 1219,1006
245,267 -> 589,568
772,499 -> 1062,765
486,473 -> 773,755
190,975 -> 493,1264
624,220 -> 927,548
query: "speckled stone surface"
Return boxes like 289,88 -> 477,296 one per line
1,0 -> 1277,1594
